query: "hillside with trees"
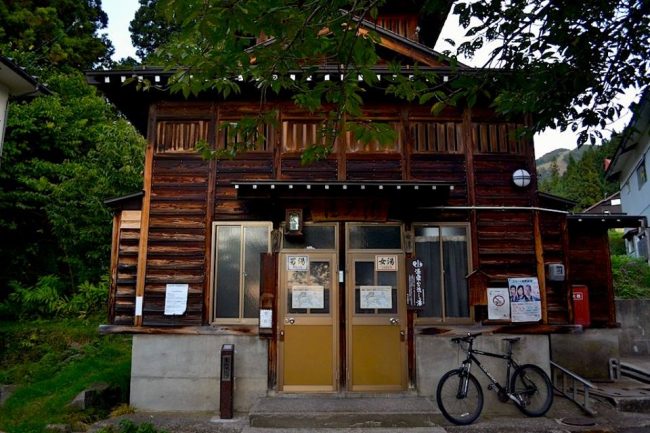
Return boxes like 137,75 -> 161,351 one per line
537,138 -> 619,211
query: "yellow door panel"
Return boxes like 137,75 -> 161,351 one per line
284,325 -> 334,386
351,325 -> 402,388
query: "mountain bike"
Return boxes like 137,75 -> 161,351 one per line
436,332 -> 553,425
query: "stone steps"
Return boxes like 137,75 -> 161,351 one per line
248,395 -> 442,429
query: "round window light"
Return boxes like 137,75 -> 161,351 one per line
512,169 -> 532,187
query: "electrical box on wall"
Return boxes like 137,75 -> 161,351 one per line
547,263 -> 565,281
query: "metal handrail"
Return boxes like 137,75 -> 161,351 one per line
550,360 -> 597,415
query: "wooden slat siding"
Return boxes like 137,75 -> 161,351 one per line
473,155 -> 532,207
212,154 -> 275,220
112,211 -> 142,325
408,154 -> 467,204
143,152 -> 210,326
346,154 -> 402,180
410,121 -> 464,154
280,157 -> 338,180
156,120 -> 209,153
534,211 -> 548,324
568,225 -> 616,326
346,122 -> 402,153
472,122 -> 527,154
539,211 -> 570,324
476,211 -> 536,279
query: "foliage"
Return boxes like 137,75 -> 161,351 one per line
611,255 -> 650,299
0,0 -> 113,71
538,138 -> 619,210
609,230 -> 626,256
97,420 -> 168,433
129,0 -> 179,61
0,72 -> 145,293
0,317 -> 132,433
0,276 -> 109,320
140,0 -> 650,159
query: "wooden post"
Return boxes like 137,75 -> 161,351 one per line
134,105 -> 156,327
203,103 -> 217,324
534,210 -> 548,324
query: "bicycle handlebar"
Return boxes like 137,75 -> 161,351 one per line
450,332 -> 482,344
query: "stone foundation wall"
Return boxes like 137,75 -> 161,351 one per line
616,299 -> 650,356
130,334 -> 267,412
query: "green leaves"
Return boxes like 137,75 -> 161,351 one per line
0,72 -> 145,292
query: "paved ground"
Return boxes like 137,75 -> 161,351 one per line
89,356 -> 650,433
90,393 -> 650,433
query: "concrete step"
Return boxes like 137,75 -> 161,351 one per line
242,428 -> 445,433
249,395 -> 442,428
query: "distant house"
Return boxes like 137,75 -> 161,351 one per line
607,90 -> 650,262
583,192 -> 622,215
0,55 -> 48,163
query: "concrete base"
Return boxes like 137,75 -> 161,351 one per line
415,332 -> 550,416
130,334 -> 267,412
551,330 -> 620,380
617,299 -> 650,356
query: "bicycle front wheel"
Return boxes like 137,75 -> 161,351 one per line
510,364 -> 553,416
436,368 -> 484,425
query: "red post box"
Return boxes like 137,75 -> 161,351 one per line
571,285 -> 591,327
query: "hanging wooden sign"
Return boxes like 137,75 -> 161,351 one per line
407,258 -> 425,310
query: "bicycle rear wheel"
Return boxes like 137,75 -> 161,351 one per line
436,368 -> 484,425
510,364 -> 553,416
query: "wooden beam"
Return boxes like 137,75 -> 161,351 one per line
134,104 -> 156,326
108,213 -> 121,324
203,103 -> 217,324
534,210 -> 548,324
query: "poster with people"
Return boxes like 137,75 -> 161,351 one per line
507,277 -> 542,322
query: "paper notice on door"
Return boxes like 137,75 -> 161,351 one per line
291,285 -> 324,309
360,285 -> 392,309
164,283 -> 188,315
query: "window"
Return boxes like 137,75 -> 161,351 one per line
348,224 -> 402,250
218,121 -> 273,152
212,222 -> 271,323
414,225 -> 470,320
283,223 -> 337,250
637,158 -> 647,189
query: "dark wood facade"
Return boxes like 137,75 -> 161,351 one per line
95,12 -> 620,336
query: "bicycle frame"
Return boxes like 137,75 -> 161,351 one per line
457,339 -> 522,404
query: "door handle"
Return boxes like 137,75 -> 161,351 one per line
389,317 -> 399,325
285,317 -> 295,325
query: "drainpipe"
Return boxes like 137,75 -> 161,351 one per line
0,83 -> 9,169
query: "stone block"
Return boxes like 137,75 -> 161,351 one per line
551,330 -> 620,380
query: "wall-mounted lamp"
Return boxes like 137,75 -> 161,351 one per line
512,169 -> 532,188
285,208 -> 303,237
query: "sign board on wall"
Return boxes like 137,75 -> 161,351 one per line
487,288 -> 510,320
360,286 -> 392,309
508,277 -> 542,322
407,258 -> 425,310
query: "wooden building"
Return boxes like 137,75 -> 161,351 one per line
89,6 -> 643,412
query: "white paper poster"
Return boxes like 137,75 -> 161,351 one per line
487,288 -> 510,320
164,283 -> 188,315
508,277 -> 541,322
360,285 -> 392,309
259,309 -> 273,328
291,285 -> 324,309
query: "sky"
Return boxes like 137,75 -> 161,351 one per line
101,0 -> 638,158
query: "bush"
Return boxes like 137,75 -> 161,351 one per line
609,230 -> 626,255
0,275 -> 108,319
97,420 -> 167,433
611,254 -> 650,299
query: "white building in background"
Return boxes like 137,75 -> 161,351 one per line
607,89 -> 650,262
0,55 -> 48,165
